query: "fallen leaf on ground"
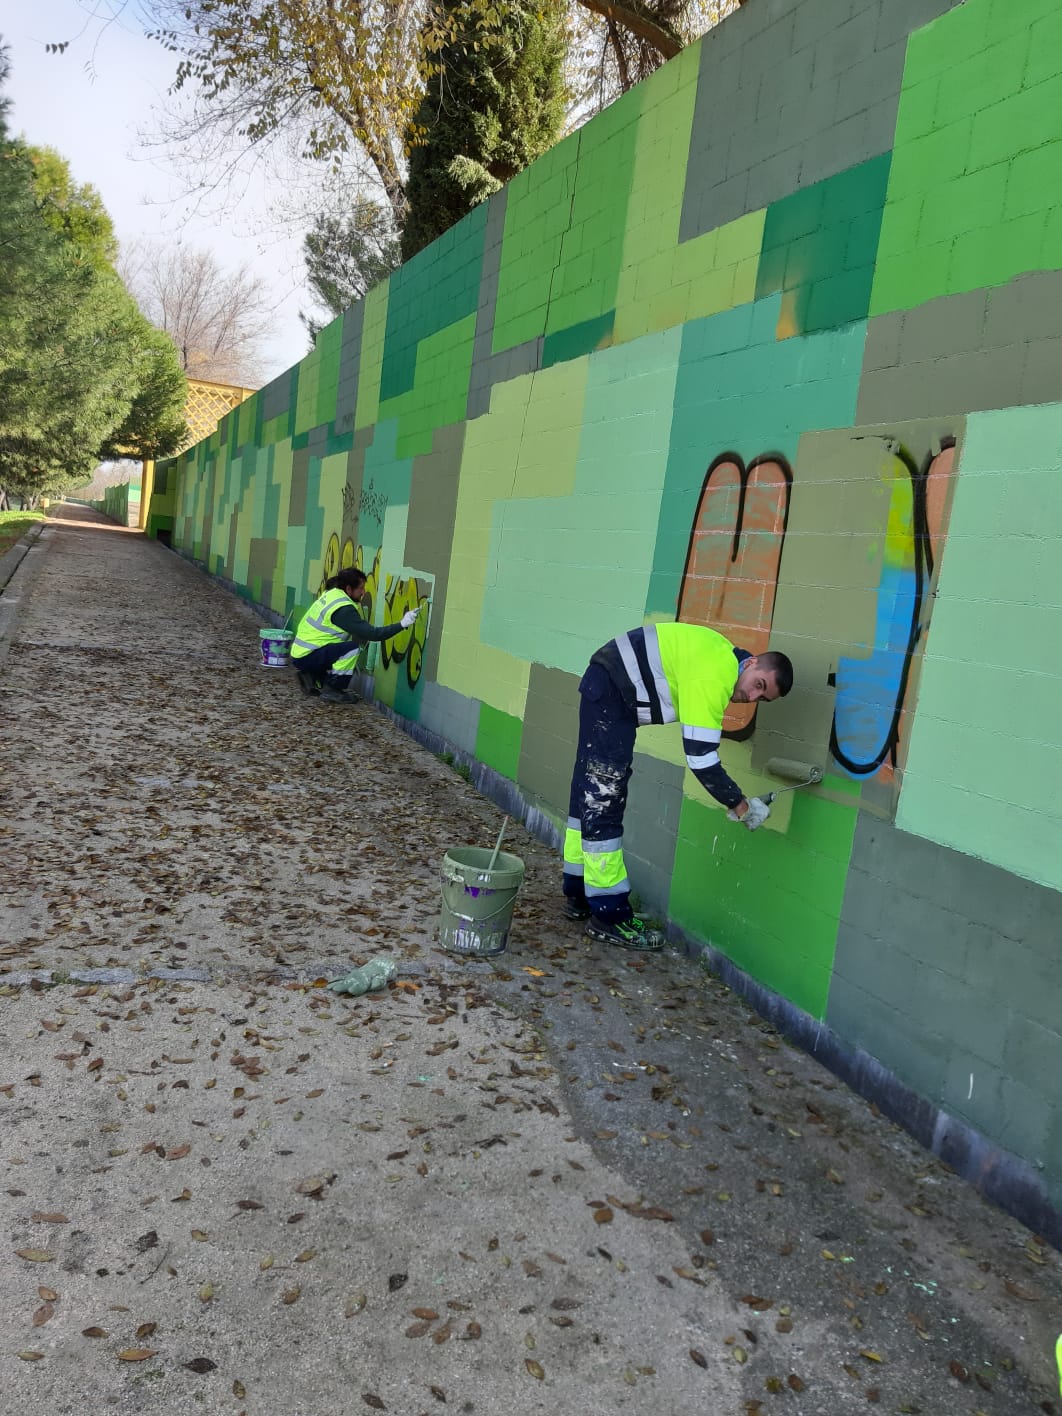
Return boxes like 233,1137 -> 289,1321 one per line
117,1348 -> 157,1361
16,1249 -> 55,1262
525,1359 -> 545,1380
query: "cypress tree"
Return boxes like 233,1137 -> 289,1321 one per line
401,0 -> 568,262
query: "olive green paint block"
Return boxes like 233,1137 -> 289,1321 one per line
475,702 -> 523,782
670,789 -> 857,1020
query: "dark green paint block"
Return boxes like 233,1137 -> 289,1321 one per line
756,154 -> 892,335
669,789 -> 856,1019
475,703 -> 523,781
379,203 -> 487,403
542,311 -> 616,369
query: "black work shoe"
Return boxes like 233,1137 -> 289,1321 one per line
585,916 -> 665,951
296,670 -> 321,697
320,686 -> 360,704
564,899 -> 591,920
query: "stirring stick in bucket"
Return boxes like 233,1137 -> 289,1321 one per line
487,816 -> 509,872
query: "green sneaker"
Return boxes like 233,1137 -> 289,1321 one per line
586,916 -> 664,951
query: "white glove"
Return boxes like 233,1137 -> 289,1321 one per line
742,796 -> 771,831
400,607 -> 420,629
727,796 -> 771,830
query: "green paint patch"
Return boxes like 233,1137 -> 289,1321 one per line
873,0 -> 1062,313
379,315 -> 478,459
542,311 -> 615,368
475,702 -> 522,781
669,789 -> 857,1019
380,205 -> 486,403
756,155 -> 891,336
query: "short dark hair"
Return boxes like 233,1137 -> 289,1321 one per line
760,650 -> 793,697
326,567 -> 367,592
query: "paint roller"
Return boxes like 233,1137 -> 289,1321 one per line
761,757 -> 823,805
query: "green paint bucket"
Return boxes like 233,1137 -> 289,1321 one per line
438,846 -> 525,958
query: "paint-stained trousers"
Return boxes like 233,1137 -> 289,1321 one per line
291,639 -> 361,683
563,662 -> 637,925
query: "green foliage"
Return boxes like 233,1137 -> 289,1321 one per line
0,49 -> 187,503
402,0 -> 568,260
302,197 -> 402,340
101,324 -> 189,462
27,146 -> 119,269
0,510 -> 44,551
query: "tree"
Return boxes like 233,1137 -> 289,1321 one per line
135,1 -> 729,229
101,324 -> 189,462
26,145 -> 119,269
120,239 -> 272,386
301,197 -> 402,340
401,0 -> 568,260
0,50 -> 187,506
569,1 -> 737,109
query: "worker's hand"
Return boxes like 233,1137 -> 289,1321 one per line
742,796 -> 771,831
400,607 -> 420,629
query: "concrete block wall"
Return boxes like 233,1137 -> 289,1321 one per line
157,0 -> 1062,1235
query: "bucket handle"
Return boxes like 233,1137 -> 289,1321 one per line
445,899 -> 518,928
442,868 -> 516,890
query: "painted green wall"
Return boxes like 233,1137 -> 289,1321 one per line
154,0 -> 1062,1216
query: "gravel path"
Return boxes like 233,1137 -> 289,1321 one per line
0,505 -> 1058,1416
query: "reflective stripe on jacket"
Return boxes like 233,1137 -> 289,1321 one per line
611,623 -> 738,731
290,588 -> 355,657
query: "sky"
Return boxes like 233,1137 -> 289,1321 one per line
3,0 -> 312,383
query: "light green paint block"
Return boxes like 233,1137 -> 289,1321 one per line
295,348 -> 321,437
493,141 -> 581,354
614,45 -> 763,345
480,328 -> 680,674
435,364 -> 582,716
378,314 -> 477,459
873,0 -> 1060,314
898,402 -> 1062,892
354,282 -> 390,431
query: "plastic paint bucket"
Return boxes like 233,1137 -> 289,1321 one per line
438,846 -> 525,958
259,628 -> 293,668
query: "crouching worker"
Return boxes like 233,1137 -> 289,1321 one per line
564,622 -> 793,951
290,568 -> 420,703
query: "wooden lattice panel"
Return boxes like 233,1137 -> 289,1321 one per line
182,379 -> 255,449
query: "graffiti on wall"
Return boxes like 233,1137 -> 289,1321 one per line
380,572 -> 431,687
315,534 -> 431,687
829,440 -> 955,779
677,453 -> 792,740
